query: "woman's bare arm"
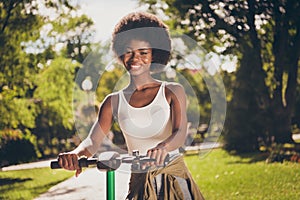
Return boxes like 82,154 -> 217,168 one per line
147,83 -> 188,165
58,94 -> 116,176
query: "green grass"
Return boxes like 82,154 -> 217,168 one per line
1,150 -> 299,200
0,168 -> 73,200
185,149 -> 300,200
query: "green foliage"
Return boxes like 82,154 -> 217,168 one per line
0,1 -> 42,130
0,89 -> 37,129
0,129 -> 39,167
0,0 -> 97,162
34,57 -> 79,130
96,65 -> 127,102
32,57 -> 80,157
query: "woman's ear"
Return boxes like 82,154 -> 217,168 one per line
118,55 -> 125,65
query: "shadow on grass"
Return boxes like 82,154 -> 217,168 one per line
0,177 -> 32,186
34,184 -> 90,198
30,181 -> 86,199
227,152 -> 269,164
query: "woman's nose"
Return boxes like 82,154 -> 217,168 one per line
130,52 -> 141,62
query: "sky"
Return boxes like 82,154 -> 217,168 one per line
78,0 -> 147,42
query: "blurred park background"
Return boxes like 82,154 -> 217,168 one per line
0,0 -> 300,199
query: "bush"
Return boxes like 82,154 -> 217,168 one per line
0,129 -> 39,167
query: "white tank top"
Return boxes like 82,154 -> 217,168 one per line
118,82 -> 178,155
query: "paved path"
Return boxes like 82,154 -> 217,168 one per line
34,165 -> 131,200
1,159 -> 51,171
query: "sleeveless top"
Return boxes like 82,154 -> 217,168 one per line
117,82 -> 179,155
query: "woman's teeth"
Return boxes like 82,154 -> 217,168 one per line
131,65 -> 140,69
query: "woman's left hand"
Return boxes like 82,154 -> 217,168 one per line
146,144 -> 169,167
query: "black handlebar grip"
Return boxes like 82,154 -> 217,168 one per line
50,157 -> 97,169
50,161 -> 61,169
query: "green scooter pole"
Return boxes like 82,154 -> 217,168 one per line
106,170 -> 115,200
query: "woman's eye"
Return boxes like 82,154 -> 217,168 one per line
140,51 -> 149,55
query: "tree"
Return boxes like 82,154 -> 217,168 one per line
49,14 -> 95,63
0,0 -> 80,128
270,0 -> 300,144
33,57 -> 79,156
0,0 -> 96,159
139,0 -> 300,152
0,0 -> 43,130
31,5 -> 97,155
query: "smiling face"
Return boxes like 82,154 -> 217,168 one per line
122,40 -> 153,76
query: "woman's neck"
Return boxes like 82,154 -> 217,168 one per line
129,75 -> 158,91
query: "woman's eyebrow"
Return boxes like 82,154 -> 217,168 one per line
138,48 -> 151,51
125,47 -> 151,51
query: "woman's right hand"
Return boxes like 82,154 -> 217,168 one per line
58,153 -> 82,177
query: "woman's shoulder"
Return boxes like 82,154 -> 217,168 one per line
164,81 -> 183,87
101,91 -> 118,101
100,92 -> 121,116
164,81 -> 186,102
99,91 -> 122,110
104,91 -> 121,105
164,81 -> 185,93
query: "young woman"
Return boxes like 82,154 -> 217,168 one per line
58,12 -> 204,200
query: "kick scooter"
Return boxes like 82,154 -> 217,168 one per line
50,150 -> 159,200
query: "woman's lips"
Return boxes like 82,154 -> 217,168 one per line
130,64 -> 142,70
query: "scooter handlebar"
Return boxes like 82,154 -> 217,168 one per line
50,151 -> 170,171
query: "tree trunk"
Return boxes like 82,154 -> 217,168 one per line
271,58 -> 298,143
271,1 -> 299,143
224,37 -> 269,152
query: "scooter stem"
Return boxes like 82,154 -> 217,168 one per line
107,170 -> 115,200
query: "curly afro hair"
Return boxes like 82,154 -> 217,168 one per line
112,12 -> 171,66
